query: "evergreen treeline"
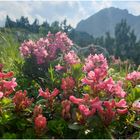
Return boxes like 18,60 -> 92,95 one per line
92,19 -> 140,65
5,15 -> 72,34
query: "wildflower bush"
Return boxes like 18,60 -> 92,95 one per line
0,32 -> 140,139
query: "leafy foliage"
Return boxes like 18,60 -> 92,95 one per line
0,24 -> 140,139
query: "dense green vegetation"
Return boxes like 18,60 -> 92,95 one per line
0,15 -> 140,139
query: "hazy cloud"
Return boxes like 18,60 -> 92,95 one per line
0,1 -> 140,27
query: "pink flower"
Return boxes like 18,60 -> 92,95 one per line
70,95 -> 102,117
79,104 -> 93,116
115,99 -> 128,115
61,77 -> 75,91
97,78 -> 126,98
39,88 -> 50,98
20,40 -> 35,57
3,78 -> 17,90
113,81 -> 126,98
100,100 -> 116,126
55,64 -> 64,71
115,99 -> 127,108
132,100 -> 140,112
61,100 -> 71,119
83,54 -> 108,73
33,47 -> 48,64
81,69 -> 108,91
97,77 -> 114,91
90,97 -> 103,113
0,70 -> 17,97
110,56 -> 121,65
69,96 -> 84,104
82,54 -> 108,89
55,32 -> 73,52
0,92 -> 3,99
78,97 -> 102,117
33,105 -> 43,117
126,71 -> 140,84
35,114 -> 47,130
38,88 -> 59,99
13,90 -> 33,111
51,88 -> 60,98
0,71 -> 14,79
82,69 -> 106,87
117,108 -> 128,115
20,32 -> 73,64
64,50 -> 80,65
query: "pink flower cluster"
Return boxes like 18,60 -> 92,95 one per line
54,32 -> 73,52
3,78 -> 17,91
64,50 -> 80,65
20,32 -> 73,64
0,71 -> 14,79
20,40 -> 35,57
35,114 -> 47,130
38,88 -> 59,100
70,95 -> 102,117
110,55 -> 121,65
61,77 -> 75,91
13,90 -> 33,111
97,78 -> 126,98
126,71 -> 140,84
61,100 -> 71,119
64,54 -> 128,125
33,105 -> 43,118
82,54 -> 126,98
83,54 -> 108,73
34,114 -> 47,135
100,99 -> 127,126
33,105 -> 47,135
69,95 -> 128,125
55,64 -> 64,71
132,100 -> 140,112
0,68 -> 17,98
82,54 -> 108,86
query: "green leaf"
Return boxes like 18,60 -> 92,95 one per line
16,118 -> 27,130
83,85 -> 91,93
131,131 -> 140,139
0,111 -> 14,124
1,97 -> 12,106
22,128 -> 35,139
48,119 -> 67,137
68,123 -> 82,130
127,86 -> 140,102
71,63 -> 83,81
48,64 -> 56,82
2,133 -> 17,139
36,99 -> 47,105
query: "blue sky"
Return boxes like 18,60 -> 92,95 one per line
0,0 -> 140,27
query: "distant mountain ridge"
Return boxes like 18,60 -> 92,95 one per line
76,7 -> 140,38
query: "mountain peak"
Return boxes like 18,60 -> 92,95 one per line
100,7 -> 129,14
76,7 -> 140,38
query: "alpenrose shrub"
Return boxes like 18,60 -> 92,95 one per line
0,32 -> 140,139
20,31 -> 73,64
19,32 -> 76,90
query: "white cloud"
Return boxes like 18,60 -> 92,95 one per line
35,14 -> 46,23
0,1 -> 46,25
126,1 -> 140,16
0,1 -> 140,28
91,1 -> 113,13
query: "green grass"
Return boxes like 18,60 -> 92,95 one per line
0,30 -> 24,75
